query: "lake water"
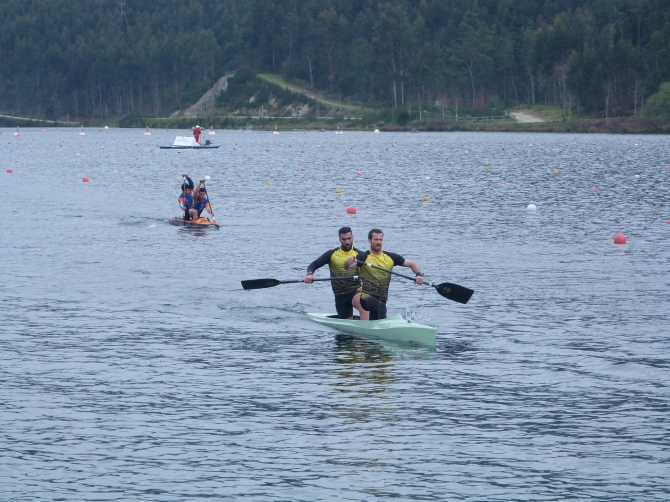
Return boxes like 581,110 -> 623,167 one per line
1,127 -> 669,500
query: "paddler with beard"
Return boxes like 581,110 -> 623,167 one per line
344,228 -> 424,320
304,227 -> 368,320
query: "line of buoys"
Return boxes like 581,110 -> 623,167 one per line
613,233 -> 626,244
346,206 -> 357,214
82,177 -> 90,182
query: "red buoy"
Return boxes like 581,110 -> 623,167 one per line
356,171 -> 361,176
82,177 -> 90,182
300,167 -> 305,171
346,206 -> 357,214
666,220 -> 670,225
7,168 -> 13,173
593,188 -> 598,192
613,233 -> 626,244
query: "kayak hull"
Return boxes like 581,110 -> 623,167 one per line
168,217 -> 220,229
307,313 -> 436,346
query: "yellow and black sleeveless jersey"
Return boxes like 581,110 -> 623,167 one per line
307,247 -> 362,295
357,250 -> 405,303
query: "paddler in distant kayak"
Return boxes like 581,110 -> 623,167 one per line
179,174 -> 197,220
344,228 -> 424,320
305,226 -> 368,320
192,180 -> 215,220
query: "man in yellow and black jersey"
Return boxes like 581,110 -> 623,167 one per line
305,227 -> 369,320
344,228 -> 424,320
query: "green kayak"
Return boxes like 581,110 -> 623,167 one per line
307,313 -> 436,346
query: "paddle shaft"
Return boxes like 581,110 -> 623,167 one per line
281,277 -> 352,285
241,275 -> 359,290
181,175 -> 190,225
357,260 -> 428,285
202,180 -> 214,219
357,260 -> 474,304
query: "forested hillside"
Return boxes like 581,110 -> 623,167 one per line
1,0 -> 668,121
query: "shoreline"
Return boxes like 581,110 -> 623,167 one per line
2,115 -> 668,134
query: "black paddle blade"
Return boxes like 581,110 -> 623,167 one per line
434,282 -> 474,304
241,278 -> 282,290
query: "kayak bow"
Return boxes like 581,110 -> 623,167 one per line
307,313 -> 436,346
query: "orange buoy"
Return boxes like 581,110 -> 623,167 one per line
593,189 -> 598,192
613,233 -> 626,244
82,177 -> 90,182
300,168 -> 305,172
346,206 -> 357,214
7,168 -> 13,173
356,171 -> 361,176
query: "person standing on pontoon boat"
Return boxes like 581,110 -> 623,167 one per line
192,125 -> 202,144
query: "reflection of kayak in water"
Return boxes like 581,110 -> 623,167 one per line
168,217 -> 220,229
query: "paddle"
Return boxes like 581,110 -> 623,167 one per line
201,176 -> 215,221
180,174 -> 191,225
356,260 -> 474,304
242,276 -> 359,291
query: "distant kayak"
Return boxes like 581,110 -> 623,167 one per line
168,217 -> 220,229
307,313 -> 436,346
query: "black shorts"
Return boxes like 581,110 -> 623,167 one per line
360,295 -> 387,320
334,291 -> 358,319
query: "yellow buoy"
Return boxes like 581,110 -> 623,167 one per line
553,170 -> 558,175
335,189 -> 341,194
267,183 -> 272,186
422,197 -> 429,202
485,167 -> 489,171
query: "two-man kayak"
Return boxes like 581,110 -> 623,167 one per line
307,313 -> 436,346
168,217 -> 220,229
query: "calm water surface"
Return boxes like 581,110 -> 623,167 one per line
1,127 -> 669,500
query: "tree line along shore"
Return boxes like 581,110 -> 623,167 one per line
1,0 -> 668,131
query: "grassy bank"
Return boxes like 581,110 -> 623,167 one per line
4,113 -> 668,135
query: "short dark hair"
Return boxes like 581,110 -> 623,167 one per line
181,183 -> 191,191
338,226 -> 352,236
198,188 -> 207,194
368,228 -> 383,239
